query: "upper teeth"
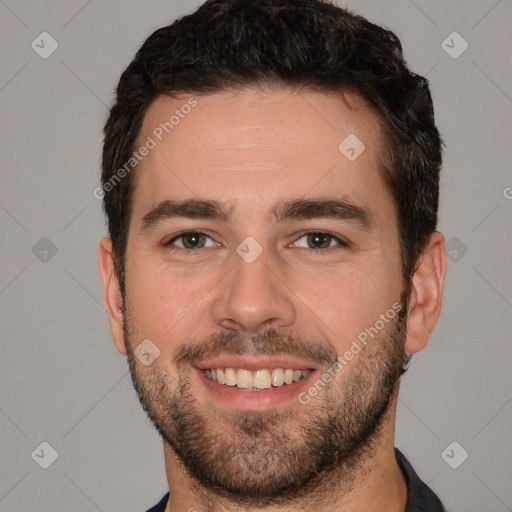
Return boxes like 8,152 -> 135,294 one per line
204,368 -> 310,390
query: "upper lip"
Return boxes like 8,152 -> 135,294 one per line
194,355 -> 318,371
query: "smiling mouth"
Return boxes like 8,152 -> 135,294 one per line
203,367 -> 311,391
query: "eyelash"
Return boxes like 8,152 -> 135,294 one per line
163,229 -> 349,254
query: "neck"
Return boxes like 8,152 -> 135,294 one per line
162,400 -> 407,512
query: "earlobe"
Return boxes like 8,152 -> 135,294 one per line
98,237 -> 127,354
404,231 -> 447,355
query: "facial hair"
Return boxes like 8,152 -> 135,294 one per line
124,293 -> 408,508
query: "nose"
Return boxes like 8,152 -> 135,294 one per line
211,244 -> 296,333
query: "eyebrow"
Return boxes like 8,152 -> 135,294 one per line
140,197 -> 374,234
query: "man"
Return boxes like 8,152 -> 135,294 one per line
98,0 -> 447,510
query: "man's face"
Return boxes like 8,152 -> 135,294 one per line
121,88 -> 407,503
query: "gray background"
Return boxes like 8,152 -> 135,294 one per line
0,0 -> 511,511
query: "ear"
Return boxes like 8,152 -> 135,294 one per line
98,237 -> 127,354
404,231 -> 447,354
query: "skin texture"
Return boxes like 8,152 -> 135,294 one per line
99,88 -> 447,512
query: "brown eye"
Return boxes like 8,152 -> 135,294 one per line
306,232 -> 333,249
180,232 -> 207,249
293,231 -> 347,250
164,231 -> 217,250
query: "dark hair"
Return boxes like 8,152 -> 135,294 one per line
102,0 -> 442,296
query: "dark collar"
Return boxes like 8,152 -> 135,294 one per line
395,447 -> 446,512
146,449 -> 446,512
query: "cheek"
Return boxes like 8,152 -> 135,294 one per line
298,265 -> 396,351
125,255 -> 218,343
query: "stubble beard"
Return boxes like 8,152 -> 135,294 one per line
124,295 -> 408,508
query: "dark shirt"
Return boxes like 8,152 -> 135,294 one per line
145,491 -> 169,512
395,448 -> 446,511
145,448 -> 445,511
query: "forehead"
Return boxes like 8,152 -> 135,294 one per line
131,88 -> 391,223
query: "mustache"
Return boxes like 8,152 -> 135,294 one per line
173,328 -> 338,368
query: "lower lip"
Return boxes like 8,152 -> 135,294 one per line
194,368 -> 316,410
